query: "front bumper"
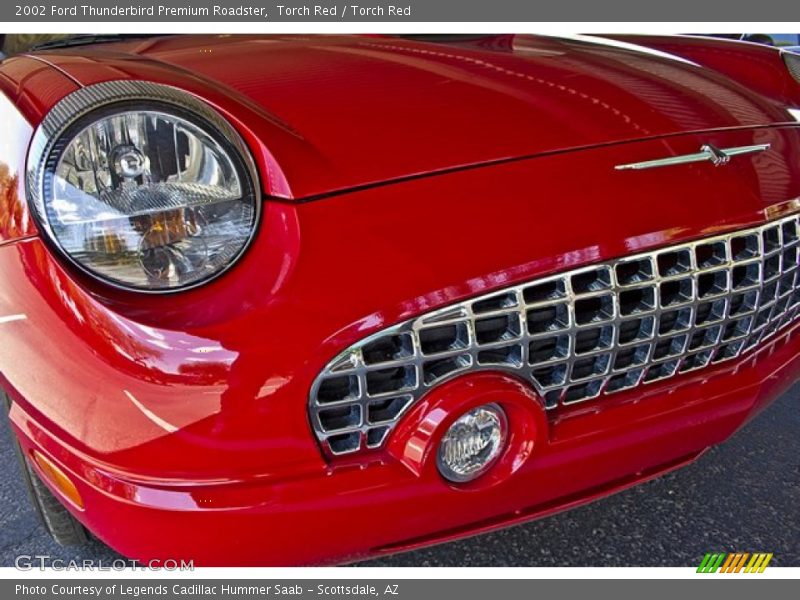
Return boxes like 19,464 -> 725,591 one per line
4,125 -> 800,565
9,323 -> 800,565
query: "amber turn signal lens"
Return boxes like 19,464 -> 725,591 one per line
31,450 -> 84,509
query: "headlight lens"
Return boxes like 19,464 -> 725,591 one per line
29,83 -> 259,292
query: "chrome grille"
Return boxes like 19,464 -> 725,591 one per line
309,215 -> 800,455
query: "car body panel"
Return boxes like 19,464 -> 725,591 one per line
607,34 -> 800,105
0,93 -> 37,245
1,124 -> 798,480
9,326 -> 800,564
0,56 -> 79,245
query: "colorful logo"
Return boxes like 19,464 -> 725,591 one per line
697,553 -> 773,573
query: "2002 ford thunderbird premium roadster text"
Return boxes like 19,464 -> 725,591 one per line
1,34 -> 800,565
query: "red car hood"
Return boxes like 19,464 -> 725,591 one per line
32,34 -> 798,199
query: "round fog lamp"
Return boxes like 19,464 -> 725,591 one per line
437,404 -> 507,483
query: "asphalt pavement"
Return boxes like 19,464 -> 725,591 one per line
1,385 -> 798,567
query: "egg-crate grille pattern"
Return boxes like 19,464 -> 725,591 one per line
309,215 -> 800,455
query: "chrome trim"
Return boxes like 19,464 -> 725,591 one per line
784,50 -> 800,83
614,144 -> 770,171
309,215 -> 800,456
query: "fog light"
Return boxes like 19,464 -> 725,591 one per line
437,404 -> 507,482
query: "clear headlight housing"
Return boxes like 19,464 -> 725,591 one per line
28,82 -> 259,292
436,404 -> 507,483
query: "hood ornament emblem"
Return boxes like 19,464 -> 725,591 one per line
615,143 -> 770,171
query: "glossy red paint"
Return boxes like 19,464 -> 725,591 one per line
607,34 -> 800,105
1,34 -> 799,565
0,56 -> 70,244
27,34 -> 800,198
9,327 -> 800,565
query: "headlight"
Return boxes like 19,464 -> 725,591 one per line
27,81 -> 259,292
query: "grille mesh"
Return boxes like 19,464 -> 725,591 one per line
310,215 -> 800,455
